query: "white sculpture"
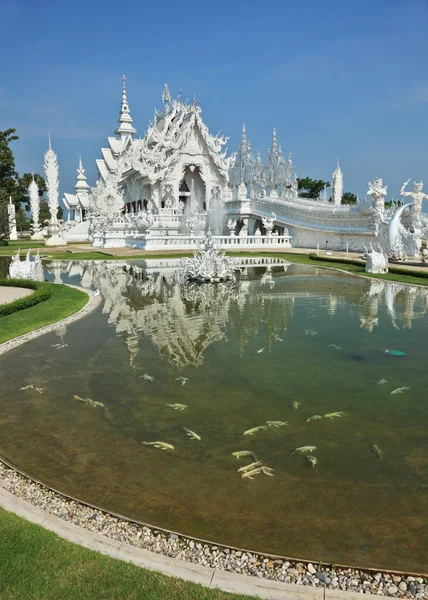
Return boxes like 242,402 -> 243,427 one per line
364,244 -> 388,274
28,177 -> 44,240
227,219 -> 237,236
332,160 -> 343,205
179,230 -> 239,282
7,197 -> 18,240
262,213 -> 276,235
400,179 -> 428,214
44,136 -> 67,246
8,249 -> 44,281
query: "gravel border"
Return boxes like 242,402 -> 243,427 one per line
0,285 -> 101,357
0,278 -> 427,597
0,459 -> 426,598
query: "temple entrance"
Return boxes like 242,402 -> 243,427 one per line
179,166 -> 205,214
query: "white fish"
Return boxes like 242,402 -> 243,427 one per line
274,335 -> 284,342
182,426 -> 201,441
391,387 -> 410,395
241,467 -> 263,479
243,425 -> 268,436
306,455 -> 317,468
324,412 -> 346,419
261,466 -> 275,476
56,344 -> 68,350
231,451 -> 257,460
19,384 -> 34,390
142,441 -> 174,450
265,421 -> 288,428
328,344 -> 341,350
257,348 -> 265,354
290,400 -> 301,410
377,379 -> 387,385
166,403 -> 187,411
35,387 -> 43,394
306,415 -> 323,422
175,377 -> 189,386
50,343 -> 61,348
141,374 -> 155,382
292,446 -> 317,454
237,461 -> 263,473
305,330 -> 318,336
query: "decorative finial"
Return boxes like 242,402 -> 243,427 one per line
162,83 -> 171,104
48,133 -> 52,150
9,195 -> 12,205
122,74 -> 126,91
273,127 -> 277,140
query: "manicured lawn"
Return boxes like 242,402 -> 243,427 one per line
0,283 -> 88,344
0,508 -> 256,600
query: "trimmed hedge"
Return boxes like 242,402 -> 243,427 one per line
308,253 -> 428,279
0,279 -> 52,317
0,240 -> 8,247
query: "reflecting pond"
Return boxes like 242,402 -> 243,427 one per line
1,257 -> 428,572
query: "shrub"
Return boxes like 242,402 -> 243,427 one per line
0,279 -> 52,317
0,240 -> 8,247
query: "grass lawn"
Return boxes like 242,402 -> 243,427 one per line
0,508 -> 257,600
0,283 -> 88,344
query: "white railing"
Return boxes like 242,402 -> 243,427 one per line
145,234 -> 292,251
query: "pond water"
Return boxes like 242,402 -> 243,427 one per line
1,257 -> 428,573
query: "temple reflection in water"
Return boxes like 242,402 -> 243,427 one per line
45,258 -> 428,367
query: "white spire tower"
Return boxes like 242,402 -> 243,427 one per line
162,83 -> 171,105
29,177 -> 43,240
115,75 -> 136,149
7,196 -> 18,240
332,159 -> 343,205
44,135 -> 67,246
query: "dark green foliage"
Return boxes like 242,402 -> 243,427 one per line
39,200 -> 63,225
0,239 -> 8,246
341,192 -> 358,205
308,253 -> 364,267
0,279 -> 51,317
297,177 -> 330,199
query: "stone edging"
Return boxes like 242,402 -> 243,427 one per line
0,285 -> 101,357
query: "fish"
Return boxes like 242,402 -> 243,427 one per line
175,377 -> 189,386
328,344 -> 341,350
140,374 -> 155,382
371,445 -> 383,460
20,384 -> 34,390
182,426 -> 201,441
292,446 -> 317,454
304,330 -> 318,336
91,400 -> 105,408
241,468 -> 263,479
261,466 -> 275,476
35,387 -> 43,394
385,349 -> 406,357
237,461 -> 263,473
231,451 -> 257,460
166,403 -> 187,411
306,415 -> 323,422
257,348 -> 265,354
306,455 -> 317,468
74,394 -> 88,404
142,441 -> 174,450
290,400 -> 301,410
50,343 -> 61,348
274,335 -> 284,342
324,412 -> 346,419
265,420 -> 288,428
377,379 -> 387,385
391,387 -> 410,395
56,344 -> 68,350
243,425 -> 268,436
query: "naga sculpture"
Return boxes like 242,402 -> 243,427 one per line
179,230 -> 239,283
363,243 -> 388,274
9,249 -> 44,281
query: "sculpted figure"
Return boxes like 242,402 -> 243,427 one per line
400,180 -> 428,215
367,178 -> 387,213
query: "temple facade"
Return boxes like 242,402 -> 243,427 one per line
61,77 -> 425,254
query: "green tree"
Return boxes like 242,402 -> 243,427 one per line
297,177 -> 330,199
39,201 -> 63,226
0,129 -> 46,236
341,192 -> 358,205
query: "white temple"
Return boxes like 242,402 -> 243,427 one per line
61,77 -> 428,254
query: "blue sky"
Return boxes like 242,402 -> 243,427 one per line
2,0 -> 428,202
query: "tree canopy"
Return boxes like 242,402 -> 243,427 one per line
341,192 -> 358,205
297,177 -> 330,199
0,129 -> 47,236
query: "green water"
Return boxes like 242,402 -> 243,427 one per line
1,258 -> 428,572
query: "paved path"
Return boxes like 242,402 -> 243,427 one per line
0,286 -> 33,305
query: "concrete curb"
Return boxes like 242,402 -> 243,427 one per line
0,487 -> 390,600
0,284 -> 101,357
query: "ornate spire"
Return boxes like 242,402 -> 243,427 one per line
229,124 -> 255,188
28,176 -> 41,236
44,136 -> 59,224
74,156 -> 90,193
162,83 -> 171,105
115,74 -> 136,145
332,158 -> 343,205
266,128 -> 288,193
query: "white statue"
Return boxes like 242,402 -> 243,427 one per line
44,136 -> 67,246
179,230 -> 239,283
364,243 -> 388,274
227,219 -> 237,236
367,178 -> 387,214
185,216 -> 197,236
7,197 -> 18,240
8,249 -> 44,281
400,179 -> 428,214
332,160 -> 343,206
262,213 -> 276,235
28,177 -> 43,240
